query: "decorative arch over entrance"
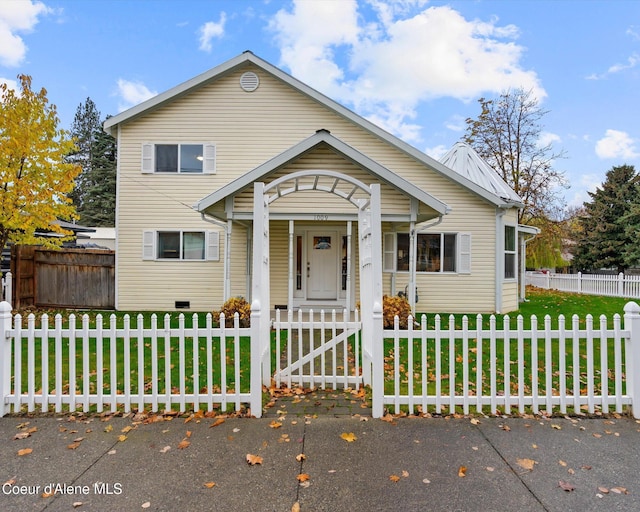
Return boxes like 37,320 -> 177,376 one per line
250,169 -> 384,417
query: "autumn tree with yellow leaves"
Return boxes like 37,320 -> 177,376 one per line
0,75 -> 80,251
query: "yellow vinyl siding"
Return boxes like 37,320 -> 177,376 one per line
115,63 -> 517,312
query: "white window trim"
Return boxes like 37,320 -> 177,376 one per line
141,142 -> 216,174
384,232 -> 471,274
504,224 -> 517,281
142,230 -> 220,261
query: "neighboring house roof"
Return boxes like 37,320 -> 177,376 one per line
195,129 -> 450,220
104,51 -> 521,209
439,142 -> 523,206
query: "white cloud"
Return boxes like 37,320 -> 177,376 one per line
586,52 -> 640,80
270,2 -> 544,143
424,144 -> 449,160
116,79 -> 158,112
595,129 -> 639,159
0,0 -> 50,66
445,115 -> 466,132
0,77 -> 19,93
537,131 -> 561,148
198,12 -> 226,52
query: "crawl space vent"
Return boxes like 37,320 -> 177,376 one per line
239,71 -> 259,92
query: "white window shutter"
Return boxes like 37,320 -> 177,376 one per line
383,233 -> 396,272
142,230 -> 156,260
142,143 -> 154,173
207,231 -> 220,261
458,233 -> 471,274
203,144 -> 216,174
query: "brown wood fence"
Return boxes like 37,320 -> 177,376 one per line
11,246 -> 115,309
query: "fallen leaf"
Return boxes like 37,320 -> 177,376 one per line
185,430 -> 192,438
246,453 -> 263,465
104,425 -> 113,433
458,466 -> 467,477
516,458 -> 537,471
598,486 -> 609,494
203,482 -> 216,488
118,435 -> 127,442
108,449 -> 117,455
269,420 -> 282,429
141,502 -> 151,509
296,453 -> 306,462
611,486 -> 629,494
67,442 -> 81,450
422,478 -> 431,484
177,439 -> 190,450
402,470 -> 409,478
559,460 -> 567,467
389,475 -> 400,482
72,502 -> 83,508
501,424 -> 511,432
297,473 -> 310,482
470,418 -> 480,425
210,418 -> 225,428
160,446 -> 171,454
558,480 -> 575,492
552,424 -> 562,430
486,467 -> 495,472
121,425 -> 133,434
593,433 -> 602,438
17,448 -> 32,456
340,432 -> 357,443
292,502 -> 300,512
4,477 -> 16,486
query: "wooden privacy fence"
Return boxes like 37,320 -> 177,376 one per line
379,305 -> 640,418
527,271 -> 640,299
11,245 -> 115,309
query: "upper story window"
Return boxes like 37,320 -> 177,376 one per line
142,143 -> 216,174
504,225 -> 516,279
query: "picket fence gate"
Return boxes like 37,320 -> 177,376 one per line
2,300 -> 640,419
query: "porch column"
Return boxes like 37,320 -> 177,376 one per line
408,221 -> 417,313
224,220 -> 232,301
288,220 -> 294,310
346,221 -> 352,317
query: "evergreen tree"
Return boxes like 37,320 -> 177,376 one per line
69,99 -> 116,226
573,165 -> 640,273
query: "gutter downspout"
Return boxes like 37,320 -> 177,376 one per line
408,215 -> 444,313
495,209 -> 507,314
200,212 -> 231,302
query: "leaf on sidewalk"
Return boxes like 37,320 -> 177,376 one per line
516,458 -> 537,471
210,418 -> 225,428
177,439 -> 190,450
389,474 -> 400,482
558,480 -> 575,492
296,473 -> 310,482
17,448 -> 32,456
246,453 -> 263,465
458,466 -> 467,477
203,482 -> 216,488
340,432 -> 357,442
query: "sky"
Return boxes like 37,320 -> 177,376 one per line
1,0 -> 639,209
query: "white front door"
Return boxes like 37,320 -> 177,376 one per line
307,232 -> 338,299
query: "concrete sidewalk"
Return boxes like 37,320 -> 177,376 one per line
1,403 -> 639,511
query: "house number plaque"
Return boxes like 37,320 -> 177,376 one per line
314,214 -> 329,221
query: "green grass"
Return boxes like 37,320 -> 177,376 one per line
384,287 -> 631,411
9,288 -> 635,414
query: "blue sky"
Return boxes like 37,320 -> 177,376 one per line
1,0 -> 639,209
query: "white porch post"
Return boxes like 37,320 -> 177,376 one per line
224,220 -> 232,301
346,220 -> 352,317
251,182 -> 272,394
408,221 -> 417,313
369,184 -> 384,418
288,220 -> 294,310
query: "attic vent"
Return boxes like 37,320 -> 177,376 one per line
239,71 -> 259,92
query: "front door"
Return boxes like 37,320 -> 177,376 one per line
307,232 -> 338,299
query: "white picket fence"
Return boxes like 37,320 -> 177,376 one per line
380,304 -> 640,418
526,271 -> 640,299
0,302 -> 261,416
2,300 -> 640,419
1,271 -> 11,304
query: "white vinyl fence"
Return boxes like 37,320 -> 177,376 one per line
0,302 -> 261,417
1,271 -> 11,305
378,302 -> 640,419
527,271 -> 640,299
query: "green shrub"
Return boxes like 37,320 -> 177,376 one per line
213,297 -> 251,327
